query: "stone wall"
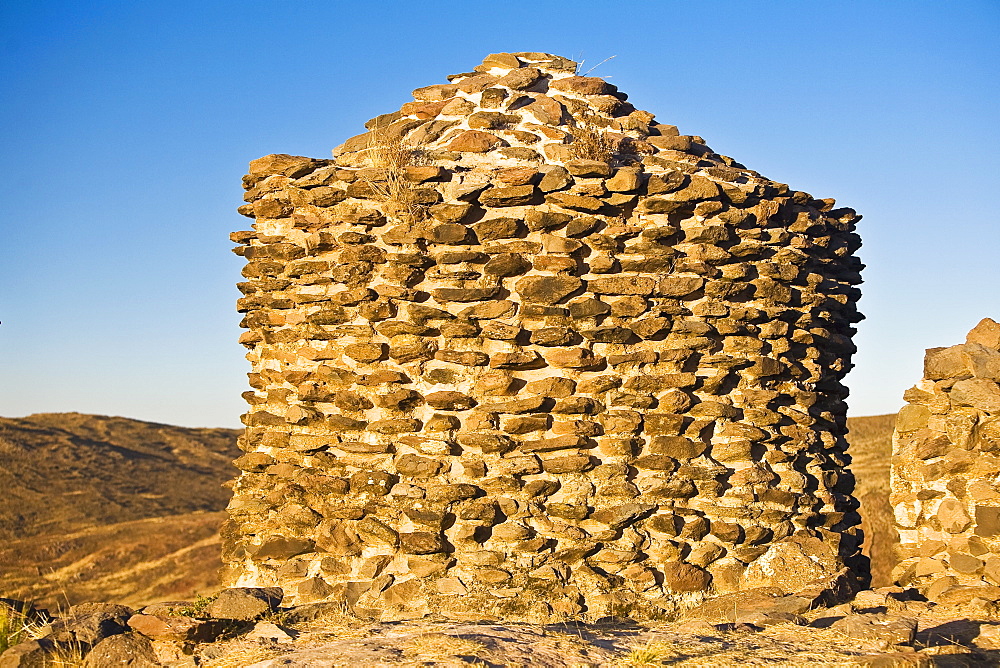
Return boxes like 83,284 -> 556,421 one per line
223,52 -> 865,621
891,318 -> 1000,598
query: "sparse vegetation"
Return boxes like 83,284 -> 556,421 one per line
42,640 -> 85,668
619,641 -> 675,667
201,640 -> 285,668
172,593 -> 218,618
403,632 -> 489,663
567,113 -> 617,162
0,603 -> 37,653
362,128 -> 428,224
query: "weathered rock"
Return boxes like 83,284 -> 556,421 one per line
742,536 -> 842,594
829,614 -> 918,651
515,275 -> 582,304
0,640 -> 58,668
82,634 -> 160,667
662,562 -> 712,592
448,130 -> 502,153
127,614 -> 232,643
46,603 -> 133,646
207,587 -> 283,620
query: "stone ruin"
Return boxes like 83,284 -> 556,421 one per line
891,318 -> 1000,598
223,52 -> 865,621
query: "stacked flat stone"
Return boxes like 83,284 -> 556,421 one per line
891,318 -> 1000,598
224,52 -> 865,621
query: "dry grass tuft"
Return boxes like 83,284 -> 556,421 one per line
41,640 -> 86,667
617,640 -> 687,667
567,114 -> 617,163
361,129 -> 428,225
201,640 -> 286,668
0,605 -> 37,654
403,631 -> 488,663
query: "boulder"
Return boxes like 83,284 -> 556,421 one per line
207,587 -> 283,621
741,535 -> 842,594
82,634 -> 160,667
45,603 -> 133,646
127,614 -> 232,643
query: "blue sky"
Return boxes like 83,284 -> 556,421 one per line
1,0 -> 997,428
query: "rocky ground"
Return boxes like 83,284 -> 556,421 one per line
5,412 -> 971,665
5,585 -> 1000,666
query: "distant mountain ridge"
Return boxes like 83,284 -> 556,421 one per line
0,413 -> 240,540
0,413 -> 240,608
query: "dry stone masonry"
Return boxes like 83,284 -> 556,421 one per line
224,52 -> 865,621
891,318 -> 1000,598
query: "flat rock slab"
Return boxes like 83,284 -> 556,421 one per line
243,624 -> 621,667
208,587 -> 283,620
180,616 -> 1000,667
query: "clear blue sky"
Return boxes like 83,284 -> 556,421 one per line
1,0 -> 997,428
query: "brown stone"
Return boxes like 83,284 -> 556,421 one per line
650,436 -> 705,459
545,348 -> 603,369
82,634 -> 159,668
435,350 -> 490,366
590,276 -> 657,295
497,67 -> 541,89
395,454 -> 446,477
458,432 -> 514,454
521,435 -> 586,452
495,166 -> 539,185
484,253 -> 531,276
538,166 -> 572,192
400,532 -> 446,554
546,192 -> 605,213
549,76 -> 614,95
412,84 -> 459,101
895,404 -> 931,433
350,471 -> 395,496
429,202 -> 472,224
924,345 -> 970,380
468,218 -> 519,244
524,96 -> 566,125
661,562 -> 711,592
965,343 -> 1000,381
461,300 -> 517,320
658,276 -> 704,297
448,130 -> 502,153
128,614 -> 231,643
432,287 -> 498,302
606,168 -> 641,192
968,317 -> 1000,348
479,185 -> 536,208
526,377 -> 577,398
541,454 -> 594,473
505,416 -> 549,434
950,378 -> 1000,412
424,391 -> 476,410
515,275 -> 582,304
976,505 -> 1000,536
566,159 -> 612,178
741,536 -> 840,594
490,351 -> 541,368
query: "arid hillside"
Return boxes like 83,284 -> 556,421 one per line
0,412 -> 897,610
0,413 -> 239,608
846,413 -> 898,588
0,413 -> 239,538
